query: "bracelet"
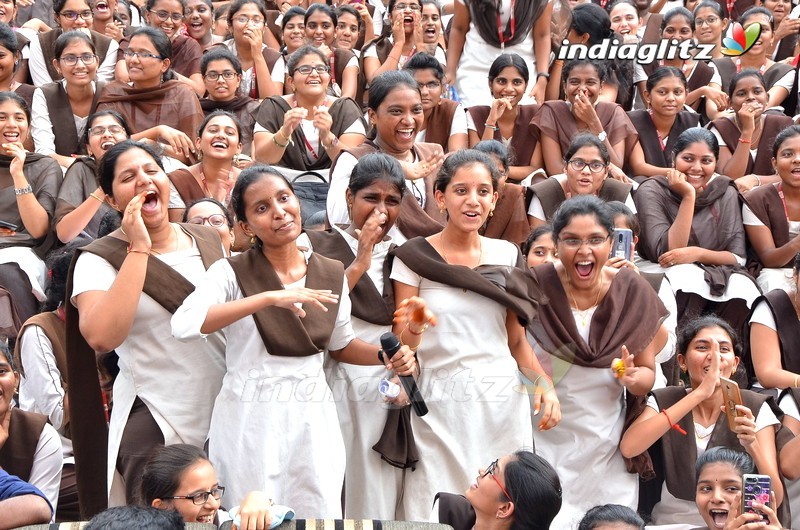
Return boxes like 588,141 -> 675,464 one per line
661,409 -> 687,435
127,241 -> 150,255
536,72 -> 550,80
753,175 -> 762,187
273,132 -> 290,148
484,123 -> 499,131
399,327 -> 421,350
738,137 -> 752,144
14,184 -> 32,196
794,374 -> 799,388
90,192 -> 104,203
406,322 -> 428,336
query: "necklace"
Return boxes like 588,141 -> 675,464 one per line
150,224 -> 180,255
735,56 -> 767,74
567,278 -> 604,327
496,0 -> 516,51
439,232 -> 483,268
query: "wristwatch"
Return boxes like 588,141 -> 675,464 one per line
536,72 -> 550,80
597,131 -> 608,142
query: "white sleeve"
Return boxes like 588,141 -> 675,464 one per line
364,45 -> 379,59
328,278 -> 356,351
30,88 -> 56,156
450,103 -> 468,137
171,259 -> 239,341
70,251 -> 117,303
169,180 -> 186,209
633,61 -> 647,84
18,326 -> 66,430
654,280 -> 677,364
434,45 -> 446,67
624,193 -> 637,214
327,152 -> 358,225
709,65 -> 722,86
742,204 -> 765,226
390,256 -> 421,286
748,299 -> 777,331
345,55 -> 359,71
254,121 -> 268,134
709,125 -> 726,146
646,394 -> 660,411
465,110 -> 477,132
755,400 -> 780,431
527,194 -> 545,219
28,36 -> 54,86
779,392 -> 800,421
27,424 -> 63,519
271,56 -> 285,84
343,116 -> 367,136
96,39 -> 119,84
774,69 -> 795,92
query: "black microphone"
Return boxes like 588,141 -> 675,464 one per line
380,332 -> 428,417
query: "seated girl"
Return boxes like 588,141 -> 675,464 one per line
522,225 -> 555,268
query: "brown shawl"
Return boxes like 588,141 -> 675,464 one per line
434,492 -> 476,530
227,248 -> 344,356
168,168 -> 205,207
468,104 -> 540,167
40,81 -> 105,157
305,229 -> 394,326
626,110 -> 700,172
712,58 -> 793,93
526,176 -> 632,222
710,113 -> 792,176
743,182 -> 793,275
65,224 -> 223,519
97,80 -> 204,141
253,96 -> 366,171
423,98 -> 461,152
38,29 -> 112,83
0,408 -> 48,482
54,157 -> 113,240
13,311 -> 65,379
480,182 -> 529,245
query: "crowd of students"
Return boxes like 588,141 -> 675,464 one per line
2,0 -> 800,528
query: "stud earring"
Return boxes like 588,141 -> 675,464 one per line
249,234 -> 257,245
488,209 -> 494,218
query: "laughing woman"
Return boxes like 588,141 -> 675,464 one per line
170,165 -> 417,516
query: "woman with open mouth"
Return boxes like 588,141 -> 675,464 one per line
28,0 -> 120,85
468,53 -> 541,183
709,69 -> 792,191
68,139 -> 228,511
91,0 -> 124,43
303,4 -> 358,100
621,315 -> 785,527
634,127 -> 761,332
0,25 -> 35,132
528,194 -> 668,528
419,0 -> 443,56
528,134 -> 635,229
170,164 -> 417,516
182,0 -> 220,49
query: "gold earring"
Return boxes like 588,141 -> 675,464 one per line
489,209 -> 494,218
249,235 -> 257,245
439,206 -> 445,214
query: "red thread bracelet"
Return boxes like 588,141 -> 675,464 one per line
662,409 -> 687,435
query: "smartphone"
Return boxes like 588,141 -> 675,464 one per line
742,474 -> 771,522
609,228 -> 633,261
720,376 -> 743,431
0,220 -> 18,231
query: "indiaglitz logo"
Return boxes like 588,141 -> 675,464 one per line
556,38 -> 716,64
721,22 -> 763,56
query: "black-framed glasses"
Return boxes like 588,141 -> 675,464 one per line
89,124 -> 125,136
204,70 -> 238,81
419,81 -> 441,91
60,9 -> 93,20
149,8 -> 183,21
163,486 -> 225,505
234,14 -> 265,25
695,16 -> 720,26
483,460 -> 511,500
567,159 -> 607,173
558,235 -> 611,248
124,50 -> 163,60
188,214 -> 228,228
395,3 -> 421,10
60,53 -> 97,66
293,65 -> 330,75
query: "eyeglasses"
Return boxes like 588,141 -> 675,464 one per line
418,81 -> 441,90
204,70 -> 238,81
163,486 -> 225,506
188,214 -> 228,228
694,16 -> 719,26
483,460 -> 511,501
89,124 -> 125,136
60,53 -> 97,66
567,159 -> 607,173
293,65 -> 331,75
558,236 -> 611,248
234,15 -> 265,25
394,3 -> 421,11
124,50 -> 163,60
149,9 -> 184,22
60,9 -> 93,20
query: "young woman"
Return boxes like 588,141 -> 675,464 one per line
710,8 -> 794,110
199,49 -> 259,158
98,26 -> 205,165
445,0 -> 551,106
527,134 -> 635,228
184,0 -> 220,49
473,140 -> 528,244
252,46 -> 366,182
609,0 -> 643,40
170,165 -> 417,516
0,24 -> 36,117
91,0 -> 124,42
327,71 -> 445,243
526,195 -> 667,528
634,128 -> 761,331
419,0 -> 443,56
522,225 -> 555,268
390,149 -> 559,522
432,451 -> 562,530
333,4 -> 373,53
759,0 -> 798,61
30,31 -> 104,169
620,316 -> 784,527
742,126 -> 800,293
467,54 -> 542,183
183,198 -> 234,256
301,153 -> 405,519
577,505 -> 644,530
0,92 -> 62,324
693,1 -> 728,60
29,0 -> 119,85
280,6 -> 306,57
69,140 -> 227,509
709,70 -> 792,190
142,444 -> 272,527
403,52 -> 467,154
168,111 -> 242,222
304,4 -> 358,100
534,58 -> 636,178
626,67 -> 700,179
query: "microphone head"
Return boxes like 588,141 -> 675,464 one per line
380,332 -> 401,353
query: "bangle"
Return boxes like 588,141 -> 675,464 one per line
90,192 -> 104,203
753,175 -> 762,187
406,322 -> 428,336
536,72 -> 550,80
738,137 -> 752,144
14,184 -> 32,196
484,123 -> 499,131
273,133 -> 290,148
661,409 -> 688,435
399,327 -> 421,350
794,375 -> 799,388
127,242 -> 150,255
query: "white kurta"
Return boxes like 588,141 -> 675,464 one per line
390,238 -> 534,522
171,254 -> 355,517
70,239 -> 226,501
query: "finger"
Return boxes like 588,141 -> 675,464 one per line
532,389 -> 541,416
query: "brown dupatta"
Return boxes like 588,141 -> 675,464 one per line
227,248 -> 344,356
